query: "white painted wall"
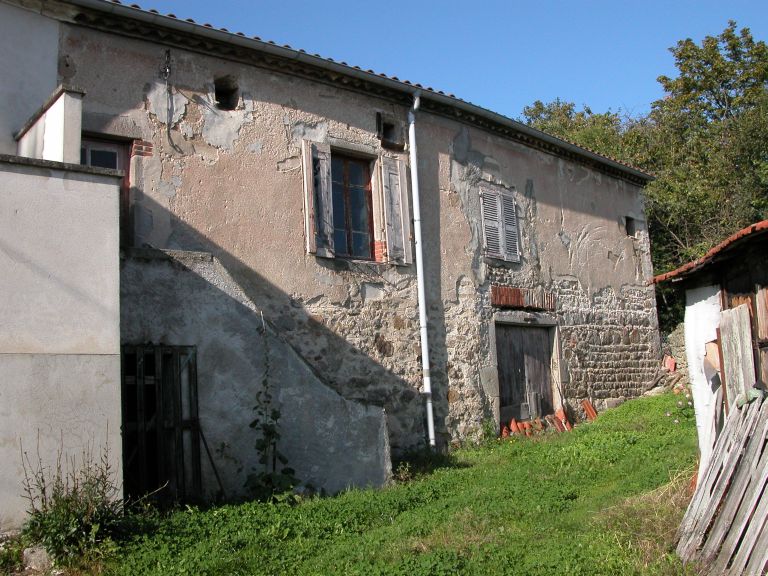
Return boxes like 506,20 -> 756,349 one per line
0,164 -> 119,354
0,159 -> 122,532
0,2 -> 59,154
17,90 -> 84,163
684,284 -> 722,477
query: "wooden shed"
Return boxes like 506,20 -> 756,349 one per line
655,220 -> 768,472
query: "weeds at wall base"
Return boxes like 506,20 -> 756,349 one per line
19,438 -> 133,569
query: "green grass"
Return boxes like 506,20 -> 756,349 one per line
108,393 -> 697,576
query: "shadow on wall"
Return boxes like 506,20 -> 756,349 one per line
120,194 -> 447,501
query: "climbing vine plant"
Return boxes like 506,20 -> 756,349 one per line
245,313 -> 298,500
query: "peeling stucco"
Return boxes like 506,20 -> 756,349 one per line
146,81 -> 187,126
55,19 -> 660,466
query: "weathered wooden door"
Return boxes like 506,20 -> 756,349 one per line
121,345 -> 202,504
495,324 -> 553,424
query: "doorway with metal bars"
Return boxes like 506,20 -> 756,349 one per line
121,344 -> 202,504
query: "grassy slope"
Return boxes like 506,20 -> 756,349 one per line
111,393 -> 697,576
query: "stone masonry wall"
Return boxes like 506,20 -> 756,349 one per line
56,17 -> 662,458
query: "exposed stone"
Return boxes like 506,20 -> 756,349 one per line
23,546 -> 52,572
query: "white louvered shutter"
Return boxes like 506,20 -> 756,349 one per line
501,193 -> 520,262
301,140 -> 334,258
481,188 -> 502,259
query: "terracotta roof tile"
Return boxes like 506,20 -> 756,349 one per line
653,220 -> 768,283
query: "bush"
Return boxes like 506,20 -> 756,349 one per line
21,442 -> 127,567
0,535 -> 24,573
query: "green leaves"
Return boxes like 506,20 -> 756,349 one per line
522,22 -> 768,330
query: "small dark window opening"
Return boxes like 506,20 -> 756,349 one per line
376,112 -> 404,150
214,76 -> 239,110
625,216 -> 638,238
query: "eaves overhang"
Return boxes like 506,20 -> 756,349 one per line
60,0 -> 652,186
653,220 -> 768,284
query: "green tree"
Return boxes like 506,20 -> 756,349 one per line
521,22 -> 768,330
646,21 -> 768,273
522,99 -> 626,158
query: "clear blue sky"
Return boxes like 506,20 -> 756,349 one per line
141,0 -> 767,120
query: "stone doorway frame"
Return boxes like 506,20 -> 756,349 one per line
488,310 -> 566,429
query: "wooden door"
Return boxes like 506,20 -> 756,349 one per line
496,324 -> 553,425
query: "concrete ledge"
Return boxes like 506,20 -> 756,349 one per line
123,247 -> 214,263
0,153 -> 122,179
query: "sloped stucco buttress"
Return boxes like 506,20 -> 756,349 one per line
121,250 -> 391,497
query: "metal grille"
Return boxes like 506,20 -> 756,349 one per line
121,345 -> 202,504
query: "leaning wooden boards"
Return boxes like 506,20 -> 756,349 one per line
719,304 -> 755,408
677,398 -> 768,574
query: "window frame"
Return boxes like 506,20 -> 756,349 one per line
331,152 -> 376,260
302,139 -> 413,266
480,184 -> 521,263
81,139 -> 125,170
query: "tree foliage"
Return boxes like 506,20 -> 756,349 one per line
522,22 -> 768,329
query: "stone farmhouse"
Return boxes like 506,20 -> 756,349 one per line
0,0 -> 660,529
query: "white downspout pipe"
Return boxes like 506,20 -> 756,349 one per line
408,92 -> 436,448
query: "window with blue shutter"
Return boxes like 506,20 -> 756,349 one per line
480,185 -> 520,263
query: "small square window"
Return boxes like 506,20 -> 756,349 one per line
81,140 -> 122,170
376,112 -> 405,150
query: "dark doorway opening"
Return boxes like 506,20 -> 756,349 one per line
495,324 -> 554,426
121,345 -> 202,504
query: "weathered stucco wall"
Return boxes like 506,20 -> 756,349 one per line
0,157 -> 122,532
120,250 -> 391,497
57,18 -> 659,462
0,2 -> 59,155
414,118 -> 659,438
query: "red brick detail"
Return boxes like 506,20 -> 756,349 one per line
490,285 -> 556,311
131,140 -> 154,157
373,240 -> 387,262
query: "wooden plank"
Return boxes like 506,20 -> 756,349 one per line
523,327 -> 553,416
716,328 -> 729,414
678,400 -> 752,543
718,404 -> 768,575
716,464 -> 768,574
756,286 -> 768,340
677,400 -> 763,560
719,304 -> 756,406
725,459 -> 768,576
699,400 -> 768,566
741,513 -> 768,576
